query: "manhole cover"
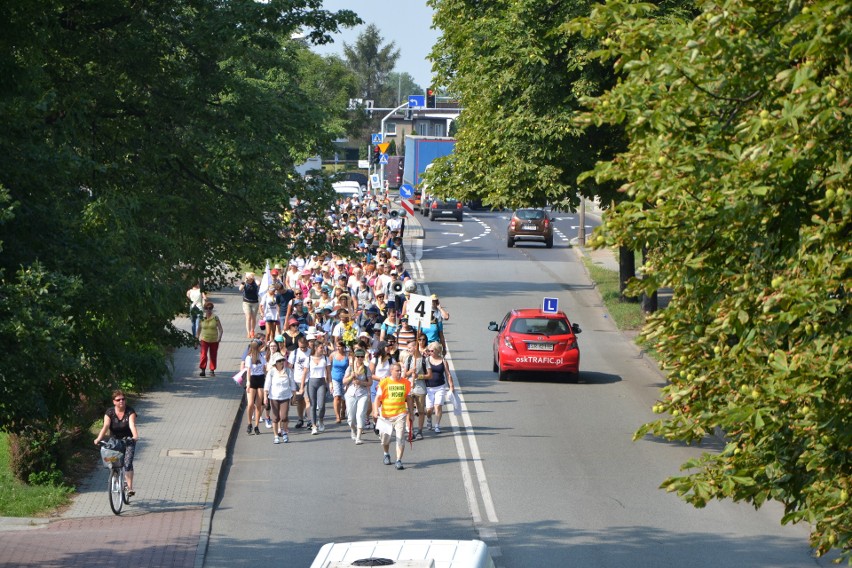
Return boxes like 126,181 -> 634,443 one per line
163,449 -> 209,458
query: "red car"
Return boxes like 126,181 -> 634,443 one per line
488,309 -> 581,381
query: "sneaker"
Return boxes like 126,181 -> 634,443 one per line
295,420 -> 304,429
274,436 -> 280,444
209,370 -> 215,377
282,433 -> 289,443
351,430 -> 357,440
200,369 -> 206,377
318,422 -> 325,433
246,424 -> 252,435
395,460 -> 404,471
426,417 -> 432,430
355,437 -> 363,445
433,425 -> 441,434
415,430 -> 424,441
126,489 -> 135,497
265,418 -> 272,429
383,454 -> 392,465
311,425 -> 318,435
306,421 -> 313,429
254,426 -> 260,435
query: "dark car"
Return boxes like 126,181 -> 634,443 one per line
507,208 -> 553,248
488,308 -> 581,382
428,197 -> 463,222
338,172 -> 369,193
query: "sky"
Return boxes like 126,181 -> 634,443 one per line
310,1 -> 441,90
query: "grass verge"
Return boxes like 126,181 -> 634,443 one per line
582,255 -> 646,330
0,432 -> 74,517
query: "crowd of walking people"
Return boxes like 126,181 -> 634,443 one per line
194,193 -> 456,471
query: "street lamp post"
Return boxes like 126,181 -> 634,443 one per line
379,101 -> 411,190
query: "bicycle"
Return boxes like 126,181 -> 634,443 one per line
98,437 -> 133,515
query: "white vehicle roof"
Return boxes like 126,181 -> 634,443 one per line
332,181 -> 361,196
310,540 -> 494,568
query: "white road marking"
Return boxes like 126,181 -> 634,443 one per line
410,260 -> 501,528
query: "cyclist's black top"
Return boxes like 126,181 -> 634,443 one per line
106,406 -> 136,439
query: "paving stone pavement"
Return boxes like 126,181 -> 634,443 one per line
0,288 -> 248,568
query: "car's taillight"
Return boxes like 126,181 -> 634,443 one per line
565,337 -> 577,350
431,202 -> 437,209
503,335 -> 517,351
456,202 -> 462,209
543,219 -> 550,228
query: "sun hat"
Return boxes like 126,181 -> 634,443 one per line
270,352 -> 286,365
305,333 -> 317,340
354,349 -> 366,357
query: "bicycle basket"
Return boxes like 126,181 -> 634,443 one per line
100,447 -> 124,469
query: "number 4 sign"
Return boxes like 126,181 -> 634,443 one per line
406,293 -> 430,329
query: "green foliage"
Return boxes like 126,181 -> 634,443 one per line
429,0 -> 627,210
343,24 -> 401,107
571,0 -> 851,558
583,257 -> 646,330
0,433 -> 73,516
385,72 -> 424,107
0,0 -> 360,478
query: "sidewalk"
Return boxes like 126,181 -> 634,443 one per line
0,289 -> 248,568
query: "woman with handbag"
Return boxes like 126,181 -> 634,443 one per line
197,302 -> 223,377
424,342 -> 454,434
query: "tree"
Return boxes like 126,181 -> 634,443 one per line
569,0 -> 851,558
0,0 -> 359,480
428,0 -> 627,211
384,72 -> 424,107
343,24 -> 401,108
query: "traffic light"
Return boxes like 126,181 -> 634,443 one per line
426,88 -> 435,108
371,145 -> 380,165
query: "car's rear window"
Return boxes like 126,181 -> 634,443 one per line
510,318 -> 569,335
516,210 -> 544,220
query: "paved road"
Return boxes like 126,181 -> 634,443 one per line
204,209 -> 826,567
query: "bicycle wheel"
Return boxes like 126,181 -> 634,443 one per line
108,468 -> 123,515
122,470 -> 130,505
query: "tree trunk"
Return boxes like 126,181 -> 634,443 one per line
641,246 -> 658,313
619,246 -> 637,302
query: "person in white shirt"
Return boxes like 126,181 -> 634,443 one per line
264,353 -> 298,444
288,335 -> 312,429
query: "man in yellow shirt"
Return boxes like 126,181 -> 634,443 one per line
373,363 -> 413,470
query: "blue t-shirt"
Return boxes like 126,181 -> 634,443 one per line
331,355 -> 349,382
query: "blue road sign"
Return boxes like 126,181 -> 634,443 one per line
408,95 -> 426,109
371,133 -> 383,144
542,297 -> 559,314
379,153 -> 389,165
399,184 -> 414,199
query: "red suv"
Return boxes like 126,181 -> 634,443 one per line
488,309 -> 581,381
507,208 -> 553,248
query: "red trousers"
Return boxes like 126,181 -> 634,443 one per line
199,340 -> 219,371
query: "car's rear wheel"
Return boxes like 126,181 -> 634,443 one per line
497,358 -> 509,381
492,357 -> 498,372
507,235 -> 514,248
545,236 -> 554,248
564,372 -> 578,383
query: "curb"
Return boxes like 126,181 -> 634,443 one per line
195,382 -> 247,568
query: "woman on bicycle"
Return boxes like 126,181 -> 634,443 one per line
94,389 -> 139,496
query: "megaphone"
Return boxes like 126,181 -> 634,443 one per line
390,209 -> 399,218
403,280 -> 417,293
390,280 -> 405,295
